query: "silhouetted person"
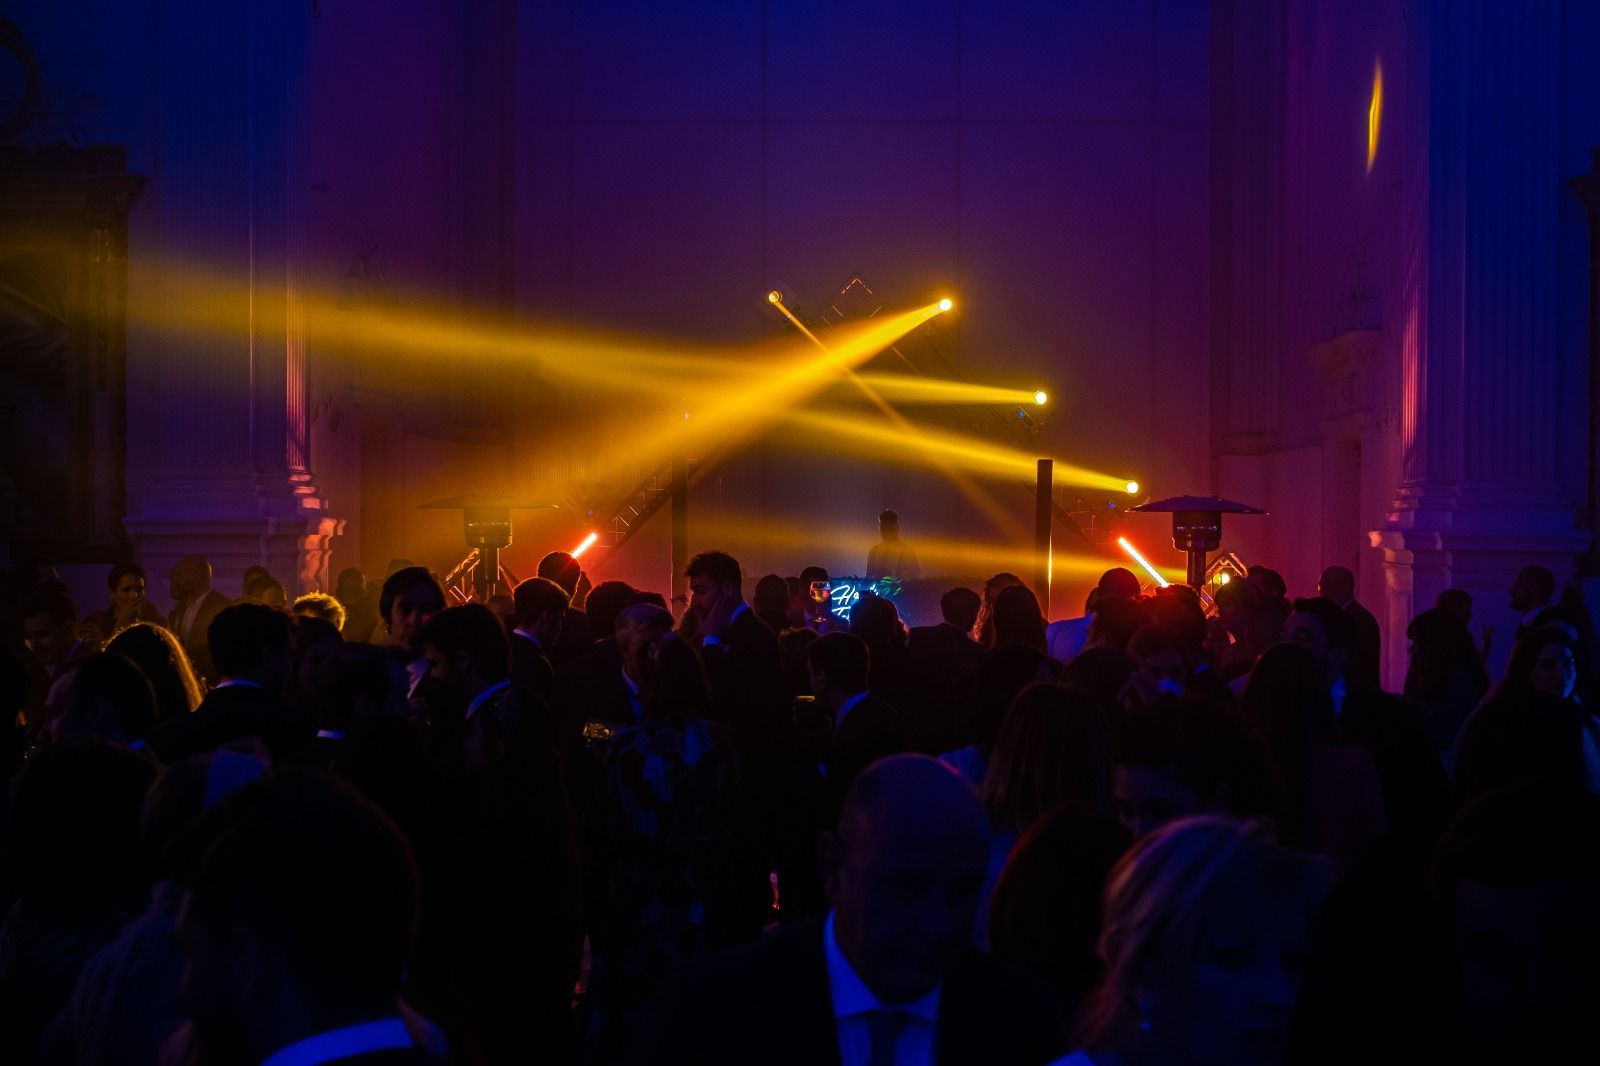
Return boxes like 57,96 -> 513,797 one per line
1284,596 -> 1449,842
866,509 -> 920,581
240,570 -> 288,609
152,603 -> 293,763
1404,606 -> 1490,764
105,622 -> 204,729
40,653 -> 157,751
555,578 -> 638,736
1318,565 -> 1382,690
80,563 -> 163,643
685,550 -> 783,739
987,804 -> 1130,1042
335,566 -> 379,643
754,573 -> 792,634
906,586 -> 984,753
1112,697 -> 1277,839
173,771 -> 433,1065
585,629 -> 740,1059
1508,564 -> 1558,641
1068,818 -> 1325,1066
1431,784 -> 1600,1065
639,754 -> 1061,1065
1241,642 -> 1386,858
975,572 -> 1026,649
1046,568 -> 1141,664
412,623 -> 582,1066
537,550 -> 593,672
977,683 -> 1112,945
510,575 -> 567,725
0,742 -> 156,1043
1452,627 -> 1592,807
849,594 -> 918,722
378,566 -> 446,698
21,590 -> 91,680
167,555 -> 231,685
810,633 -> 909,810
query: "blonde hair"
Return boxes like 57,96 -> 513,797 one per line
1076,816 -> 1315,1054
292,591 -> 347,632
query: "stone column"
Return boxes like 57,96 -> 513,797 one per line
124,1 -> 341,603
1371,0 -> 1589,681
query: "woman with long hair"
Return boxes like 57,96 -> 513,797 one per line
1240,643 -> 1385,858
104,623 -> 203,727
1059,817 -> 1327,1066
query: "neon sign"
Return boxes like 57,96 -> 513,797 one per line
827,576 -> 903,623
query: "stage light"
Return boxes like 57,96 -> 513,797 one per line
1117,536 -> 1170,589
937,298 -> 954,313
1125,480 -> 1140,495
571,532 -> 599,558
767,289 -> 783,304
1033,390 -> 1048,406
1217,572 -> 1231,585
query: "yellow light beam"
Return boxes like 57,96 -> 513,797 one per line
571,532 -> 599,558
779,407 -> 1134,493
846,373 -> 1048,408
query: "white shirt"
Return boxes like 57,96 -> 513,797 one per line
465,679 -> 512,721
512,628 -> 543,650
259,1017 -> 412,1066
214,679 -> 264,691
824,910 -> 940,1066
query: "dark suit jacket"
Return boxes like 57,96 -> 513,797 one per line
511,633 -> 556,705
1345,599 -> 1383,692
168,589 -> 231,685
828,694 -> 910,800
1337,685 -> 1450,841
907,624 -> 984,753
556,638 -> 633,737
636,921 -> 1062,1066
701,608 -> 784,746
151,682 -> 286,763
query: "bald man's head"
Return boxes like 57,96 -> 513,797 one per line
823,754 -> 990,1005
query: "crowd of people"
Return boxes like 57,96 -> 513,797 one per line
0,546 -> 1596,1065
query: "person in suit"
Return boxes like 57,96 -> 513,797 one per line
376,567 -> 446,705
20,590 -> 95,681
810,633 -> 908,805
906,587 -> 984,753
1283,597 -> 1450,843
685,550 -> 786,937
536,550 -> 594,673
1317,565 -> 1382,691
174,771 -> 435,1065
639,754 -> 1062,1065
1508,564 -> 1558,641
555,579 -> 637,735
685,550 -> 784,737
167,556 -> 232,686
152,603 -> 293,763
509,576 -> 567,723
